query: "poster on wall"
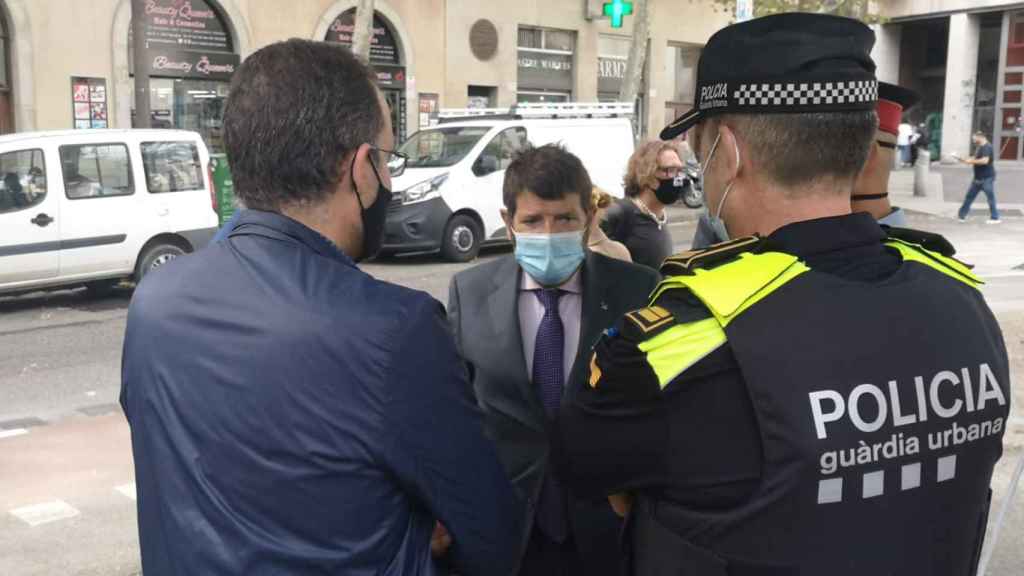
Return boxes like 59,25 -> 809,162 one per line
419,93 -> 439,129
71,77 -> 109,129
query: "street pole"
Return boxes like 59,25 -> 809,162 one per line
351,0 -> 375,63
618,0 -> 648,106
131,0 -> 151,128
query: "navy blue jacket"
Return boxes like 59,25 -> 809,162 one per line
121,210 -> 523,576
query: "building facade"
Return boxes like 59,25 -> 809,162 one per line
874,0 -> 1024,163
0,0 -> 729,153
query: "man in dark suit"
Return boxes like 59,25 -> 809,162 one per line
448,144 -> 660,576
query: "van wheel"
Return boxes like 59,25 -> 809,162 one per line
136,243 -> 186,282
441,215 -> 482,262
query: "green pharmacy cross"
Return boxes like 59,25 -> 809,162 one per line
603,0 -> 634,28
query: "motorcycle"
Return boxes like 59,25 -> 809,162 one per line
680,159 -> 703,209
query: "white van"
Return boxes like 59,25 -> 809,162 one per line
0,129 -> 219,296
385,102 -> 635,261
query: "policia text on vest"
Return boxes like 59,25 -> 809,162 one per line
811,363 -> 1007,480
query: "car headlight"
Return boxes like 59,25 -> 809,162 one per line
402,173 -> 449,204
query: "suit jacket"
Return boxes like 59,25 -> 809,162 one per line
447,251 -> 659,575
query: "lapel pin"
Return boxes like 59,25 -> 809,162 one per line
600,301 -> 609,311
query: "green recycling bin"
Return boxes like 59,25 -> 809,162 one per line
210,154 -> 237,225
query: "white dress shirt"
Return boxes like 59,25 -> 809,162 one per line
518,269 -> 582,386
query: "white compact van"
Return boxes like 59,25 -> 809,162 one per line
385,103 -> 635,261
0,129 -> 219,296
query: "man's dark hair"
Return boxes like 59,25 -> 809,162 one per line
223,39 -> 383,211
698,111 -> 877,193
503,144 -> 593,216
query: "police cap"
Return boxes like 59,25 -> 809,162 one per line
661,13 -> 879,140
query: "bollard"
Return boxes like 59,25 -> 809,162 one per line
913,149 -> 930,197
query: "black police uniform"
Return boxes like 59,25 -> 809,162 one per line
556,12 -> 1012,576
557,214 -> 1011,576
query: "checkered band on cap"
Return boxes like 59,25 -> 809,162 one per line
732,80 -> 878,108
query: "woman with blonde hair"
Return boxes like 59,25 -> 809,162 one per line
588,187 -> 632,262
602,139 -> 684,270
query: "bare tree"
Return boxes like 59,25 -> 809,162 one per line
351,0 -> 375,63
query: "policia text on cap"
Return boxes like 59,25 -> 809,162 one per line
555,13 -> 1011,576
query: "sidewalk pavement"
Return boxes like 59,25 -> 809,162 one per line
889,169 -> 1024,220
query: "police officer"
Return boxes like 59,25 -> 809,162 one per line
851,82 -> 921,227
556,13 -> 1011,576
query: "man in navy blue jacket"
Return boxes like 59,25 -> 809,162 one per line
120,39 -> 522,576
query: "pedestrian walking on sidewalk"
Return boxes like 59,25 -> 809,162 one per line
957,131 -> 1000,224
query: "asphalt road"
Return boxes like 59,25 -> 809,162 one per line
1,213 -> 1022,576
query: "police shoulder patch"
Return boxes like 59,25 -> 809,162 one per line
624,305 -> 675,336
660,235 -> 763,276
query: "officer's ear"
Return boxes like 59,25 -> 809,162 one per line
717,123 -> 742,181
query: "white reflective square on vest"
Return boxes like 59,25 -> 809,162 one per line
937,455 -> 958,483
862,470 -> 884,499
901,463 -> 921,491
817,478 -> 843,504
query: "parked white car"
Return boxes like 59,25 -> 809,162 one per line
385,102 -> 635,261
0,129 -> 219,295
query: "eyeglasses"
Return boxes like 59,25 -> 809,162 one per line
656,165 -> 683,178
370,145 -> 409,177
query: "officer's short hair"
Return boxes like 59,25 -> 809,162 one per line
223,39 -> 383,212
503,144 -> 593,217
696,111 -> 877,193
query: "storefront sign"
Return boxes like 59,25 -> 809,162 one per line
71,77 -> 108,129
373,64 -> 406,89
143,50 -> 240,81
517,52 -> 574,92
325,9 -> 401,65
598,56 -> 627,94
141,0 -> 232,52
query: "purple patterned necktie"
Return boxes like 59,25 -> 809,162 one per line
532,288 -> 568,542
533,289 -> 565,416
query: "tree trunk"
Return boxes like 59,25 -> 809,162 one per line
618,0 -> 650,104
351,0 -> 375,63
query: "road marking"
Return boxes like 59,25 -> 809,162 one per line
9,500 -> 80,527
0,428 -> 28,439
114,483 -> 136,501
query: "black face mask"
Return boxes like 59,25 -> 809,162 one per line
351,151 -> 393,262
654,174 -> 685,205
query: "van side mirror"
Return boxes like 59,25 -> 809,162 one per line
473,155 -> 500,177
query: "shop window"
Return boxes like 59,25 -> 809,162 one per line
666,44 -> 702,106
468,85 -> 497,109
999,136 -> 1019,160
60,144 -> 133,199
518,26 -> 575,53
518,26 -> 576,101
518,27 -> 543,50
142,141 -> 203,193
0,150 -> 46,215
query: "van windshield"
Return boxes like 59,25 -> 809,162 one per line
399,126 -> 491,168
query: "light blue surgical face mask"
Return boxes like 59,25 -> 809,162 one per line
699,132 -> 738,244
513,230 -> 586,287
